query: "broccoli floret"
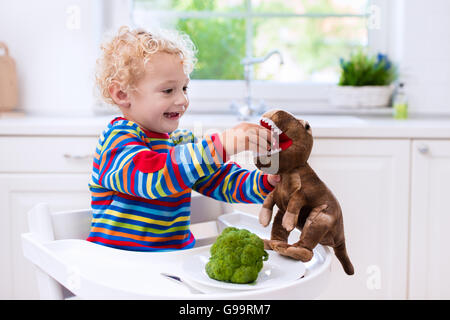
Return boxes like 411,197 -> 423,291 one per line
205,227 -> 269,284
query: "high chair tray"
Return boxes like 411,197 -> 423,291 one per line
22,211 -> 332,299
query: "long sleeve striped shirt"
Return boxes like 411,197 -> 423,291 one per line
86,117 -> 274,251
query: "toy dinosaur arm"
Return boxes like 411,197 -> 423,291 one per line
282,188 -> 306,232
259,191 -> 275,227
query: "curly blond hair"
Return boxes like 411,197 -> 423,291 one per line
95,26 -> 197,105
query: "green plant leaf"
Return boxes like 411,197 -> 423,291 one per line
338,49 -> 397,86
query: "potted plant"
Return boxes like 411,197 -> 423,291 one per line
329,50 -> 397,108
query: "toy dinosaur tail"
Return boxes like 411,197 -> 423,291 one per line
333,242 -> 354,275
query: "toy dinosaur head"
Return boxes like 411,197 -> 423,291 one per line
254,109 -> 313,174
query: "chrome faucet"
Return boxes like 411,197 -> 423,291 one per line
231,50 -> 284,120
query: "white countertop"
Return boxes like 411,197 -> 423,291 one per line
0,113 -> 450,139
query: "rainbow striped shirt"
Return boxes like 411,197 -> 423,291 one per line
86,117 -> 274,251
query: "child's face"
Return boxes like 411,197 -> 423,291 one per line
125,52 -> 190,133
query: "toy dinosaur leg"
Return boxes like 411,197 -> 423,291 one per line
263,209 -> 290,250
259,192 -> 275,227
282,190 -> 306,232
279,204 -> 332,262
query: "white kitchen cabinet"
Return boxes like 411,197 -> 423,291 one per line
311,139 -> 410,299
232,138 -> 411,299
409,140 -> 450,299
0,136 -> 96,299
0,174 -> 92,299
0,137 -> 97,173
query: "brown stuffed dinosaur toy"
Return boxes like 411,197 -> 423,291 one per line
254,109 -> 354,275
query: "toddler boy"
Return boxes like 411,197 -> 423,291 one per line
87,26 -> 280,251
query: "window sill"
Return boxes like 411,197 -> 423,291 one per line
187,79 -> 333,113
186,80 -> 397,115
187,105 -> 394,117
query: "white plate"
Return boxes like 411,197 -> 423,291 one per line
181,246 -> 306,291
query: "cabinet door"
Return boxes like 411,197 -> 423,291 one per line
309,139 -> 410,299
0,174 -> 91,299
410,140 -> 450,299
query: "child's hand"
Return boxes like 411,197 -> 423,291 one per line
219,122 -> 275,157
267,174 -> 281,187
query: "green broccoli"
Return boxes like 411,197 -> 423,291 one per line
205,227 -> 269,284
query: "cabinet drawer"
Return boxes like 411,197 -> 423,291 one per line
0,137 -> 98,173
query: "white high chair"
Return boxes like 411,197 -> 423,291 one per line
22,193 -> 332,300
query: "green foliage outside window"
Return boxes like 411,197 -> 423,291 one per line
134,0 -> 368,82
176,17 -> 246,79
171,0 -> 246,79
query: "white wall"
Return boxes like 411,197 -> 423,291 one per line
0,0 -> 104,116
387,0 -> 450,114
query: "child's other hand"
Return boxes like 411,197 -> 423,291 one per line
219,122 -> 275,157
267,174 -> 281,187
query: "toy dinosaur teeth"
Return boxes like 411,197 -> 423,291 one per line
259,117 -> 292,151
270,148 -> 282,155
260,117 -> 283,136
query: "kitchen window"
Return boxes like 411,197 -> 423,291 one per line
111,0 -> 389,113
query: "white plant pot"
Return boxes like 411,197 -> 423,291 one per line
329,85 -> 394,109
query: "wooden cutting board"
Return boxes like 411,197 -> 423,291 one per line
0,42 -> 18,111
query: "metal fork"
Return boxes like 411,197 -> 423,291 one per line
160,272 -> 204,294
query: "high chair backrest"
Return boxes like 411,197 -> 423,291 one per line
27,203 -> 92,242
28,191 -> 231,241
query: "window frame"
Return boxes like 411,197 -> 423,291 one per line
105,0 -> 390,114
